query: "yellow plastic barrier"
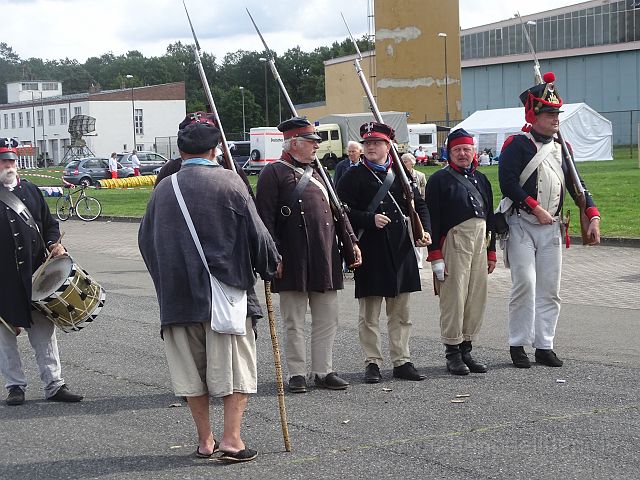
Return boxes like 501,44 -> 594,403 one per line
97,175 -> 157,189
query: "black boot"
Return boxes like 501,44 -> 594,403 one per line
510,346 -> 531,368
445,344 -> 470,375
460,341 -> 488,373
535,349 -> 563,367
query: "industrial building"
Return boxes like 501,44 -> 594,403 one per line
300,0 -> 639,146
0,81 -> 186,164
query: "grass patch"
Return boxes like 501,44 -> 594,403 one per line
416,145 -> 638,238
24,147 -> 640,237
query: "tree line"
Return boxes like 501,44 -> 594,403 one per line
0,37 -> 372,140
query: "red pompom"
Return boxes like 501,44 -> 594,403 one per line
543,72 -> 556,83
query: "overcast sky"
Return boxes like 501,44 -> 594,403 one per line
3,0 -> 582,62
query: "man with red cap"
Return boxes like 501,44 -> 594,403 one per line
425,128 -> 496,375
0,137 -> 83,406
498,72 -> 601,369
256,116 -> 361,394
337,122 -> 431,383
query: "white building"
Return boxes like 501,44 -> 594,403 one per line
0,81 -> 186,164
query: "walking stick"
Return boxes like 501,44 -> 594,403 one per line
264,280 -> 292,452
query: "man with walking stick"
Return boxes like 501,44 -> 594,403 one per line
139,115 -> 280,462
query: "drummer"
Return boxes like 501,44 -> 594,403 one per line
0,138 -> 84,406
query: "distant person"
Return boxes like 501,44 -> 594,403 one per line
130,149 -> 141,176
108,152 -> 118,179
425,129 -> 496,375
498,72 -> 601,369
413,146 -> 427,165
139,112 -> 280,463
0,137 -> 83,406
401,152 -> 427,269
333,141 -> 362,187
478,150 -> 490,166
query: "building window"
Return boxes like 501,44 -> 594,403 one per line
74,106 -> 82,116
18,112 -> 23,128
37,110 -> 43,127
11,113 -> 15,129
48,109 -> 56,126
60,108 -> 68,125
26,111 -> 31,128
42,82 -> 58,91
3,114 -> 8,129
21,82 -> 39,91
134,108 -> 144,135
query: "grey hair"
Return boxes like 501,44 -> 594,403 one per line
282,139 -> 293,152
401,153 -> 416,165
347,140 -> 363,151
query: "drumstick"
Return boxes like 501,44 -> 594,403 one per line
33,232 -> 65,286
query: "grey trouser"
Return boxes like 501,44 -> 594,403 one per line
279,290 -> 339,377
506,215 -> 562,349
358,293 -> 412,367
0,310 -> 65,398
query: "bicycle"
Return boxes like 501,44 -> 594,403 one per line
56,184 -> 102,222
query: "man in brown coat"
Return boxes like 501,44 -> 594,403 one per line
256,117 -> 361,393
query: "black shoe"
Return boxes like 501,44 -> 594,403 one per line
535,349 -> 563,367
6,387 -> 25,406
314,372 -> 349,390
445,345 -> 470,375
393,362 -> 426,381
288,375 -> 307,393
47,385 -> 83,402
460,341 -> 488,373
510,346 -> 531,368
364,363 -> 382,384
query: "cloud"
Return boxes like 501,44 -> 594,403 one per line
0,0 -> 579,61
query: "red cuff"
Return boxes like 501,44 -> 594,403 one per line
585,206 -> 600,219
524,196 -> 539,210
487,250 -> 497,262
427,250 -> 443,262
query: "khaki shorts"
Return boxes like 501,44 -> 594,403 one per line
163,318 -> 257,398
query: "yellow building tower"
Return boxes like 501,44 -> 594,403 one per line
374,0 -> 460,125
298,0 -> 461,127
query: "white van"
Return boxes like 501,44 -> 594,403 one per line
245,127 -> 284,173
408,123 -> 438,157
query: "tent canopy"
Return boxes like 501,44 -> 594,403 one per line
454,103 -> 613,161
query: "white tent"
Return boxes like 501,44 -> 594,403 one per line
454,103 -> 613,161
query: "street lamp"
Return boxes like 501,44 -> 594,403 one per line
239,86 -> 246,140
126,74 -> 135,150
437,32 -> 450,127
259,57 -> 268,125
525,20 -> 537,54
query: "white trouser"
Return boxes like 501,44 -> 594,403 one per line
506,215 -> 562,349
0,311 -> 64,398
279,290 -> 339,377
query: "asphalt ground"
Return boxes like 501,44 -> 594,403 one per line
1,220 -> 638,480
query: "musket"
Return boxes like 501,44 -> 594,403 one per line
182,0 -> 236,172
517,12 -> 590,244
340,13 -> 426,242
246,8 -> 359,267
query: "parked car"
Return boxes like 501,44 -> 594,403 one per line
116,151 -> 168,175
62,157 -> 134,186
229,141 -> 250,171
